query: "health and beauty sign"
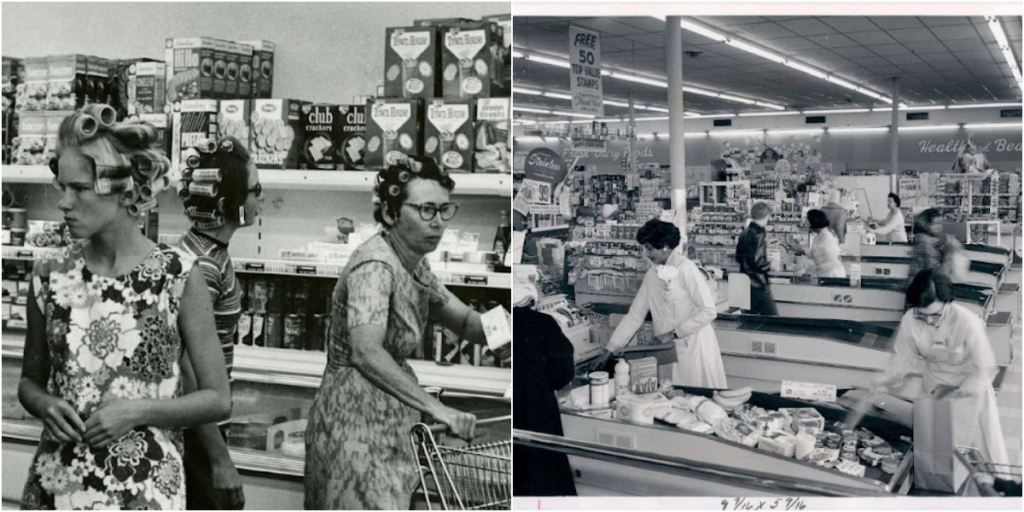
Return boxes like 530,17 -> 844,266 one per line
570,26 -> 603,116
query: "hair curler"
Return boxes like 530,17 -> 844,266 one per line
83,104 -> 116,128
148,175 -> 171,197
195,217 -> 226,230
219,139 -> 234,153
128,197 -> 158,216
188,182 -> 219,198
191,168 -> 223,182
185,206 -> 218,220
238,205 -> 245,224
196,138 -> 218,154
182,147 -> 202,169
387,184 -> 401,197
71,113 -> 99,140
94,176 -> 134,196
397,170 -> 411,183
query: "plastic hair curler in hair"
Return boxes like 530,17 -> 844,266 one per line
396,170 -> 411,183
70,113 -> 99,140
387,184 -> 401,197
182,147 -> 202,169
148,174 -> 171,196
191,168 -> 223,182
128,197 -> 158,216
188,182 -> 219,197
219,139 -> 234,153
94,176 -> 134,196
83,104 -> 116,128
176,181 -> 191,200
187,194 -> 225,213
195,216 -> 226,230
185,206 -> 218,220
196,138 -> 218,154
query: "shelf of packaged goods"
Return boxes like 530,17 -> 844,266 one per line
1,334 -> 509,396
1,166 -> 511,197
691,221 -> 746,226
232,258 -> 512,290
2,245 -> 60,261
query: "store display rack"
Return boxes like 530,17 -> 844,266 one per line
2,166 -> 511,197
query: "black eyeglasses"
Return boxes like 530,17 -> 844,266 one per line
248,183 -> 263,198
403,202 -> 459,221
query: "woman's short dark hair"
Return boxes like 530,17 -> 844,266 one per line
906,269 -> 955,308
913,207 -> 942,235
636,219 -> 680,250
373,156 -> 455,226
888,193 -> 901,208
807,209 -> 830,230
181,136 -> 252,224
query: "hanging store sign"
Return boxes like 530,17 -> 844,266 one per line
569,26 -> 604,116
571,136 -> 608,153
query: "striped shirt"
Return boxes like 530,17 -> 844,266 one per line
177,228 -> 241,382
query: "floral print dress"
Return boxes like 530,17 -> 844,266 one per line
21,242 -> 195,510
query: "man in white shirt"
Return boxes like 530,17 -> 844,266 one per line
596,219 -> 727,388
869,193 -> 909,243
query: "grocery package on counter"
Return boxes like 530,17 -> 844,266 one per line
365,97 -> 423,168
218,99 -> 251,149
334,105 -> 367,170
108,59 -> 165,119
299,103 -> 338,170
384,26 -> 442,99
474,97 -> 509,173
238,40 -> 274,99
251,98 -> 306,169
425,98 -> 474,173
169,99 -> 219,171
440,21 -> 508,98
46,54 -> 88,111
85,55 -> 111,105
18,56 -> 48,112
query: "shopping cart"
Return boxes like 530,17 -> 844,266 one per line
955,446 -> 1023,497
410,415 -> 512,510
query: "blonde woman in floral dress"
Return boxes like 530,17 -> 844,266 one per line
18,107 -> 231,510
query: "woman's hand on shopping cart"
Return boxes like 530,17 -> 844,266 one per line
435,406 -> 477,441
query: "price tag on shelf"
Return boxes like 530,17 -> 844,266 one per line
243,262 -> 266,272
781,380 -> 837,403
295,265 -> 317,275
17,250 -> 34,259
464,275 -> 489,286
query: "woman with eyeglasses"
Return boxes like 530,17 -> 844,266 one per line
871,269 -> 1008,467
304,156 -> 487,510
19,106 -> 230,509
174,136 -> 263,510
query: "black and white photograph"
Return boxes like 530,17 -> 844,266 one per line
1,2 -> 512,510
510,2 -> 1022,508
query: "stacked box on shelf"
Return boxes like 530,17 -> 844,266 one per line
108,59 -> 165,120
45,54 -> 88,111
299,103 -> 338,170
238,40 -> 274,99
2,57 -> 20,164
334,104 -> 367,170
251,98 -> 306,169
425,97 -> 474,173
440,21 -> 507,99
384,25 -> 443,100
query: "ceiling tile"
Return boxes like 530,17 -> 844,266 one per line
899,63 -> 936,73
831,46 -> 876,58
734,22 -> 801,40
917,52 -> 962,64
804,33 -> 859,49
935,24 -> 983,41
868,43 -> 911,56
918,16 -> 973,27
853,56 -> 892,67
769,37 -> 822,51
887,54 -> 924,65
942,39 -> 985,52
776,18 -> 837,36
888,27 -> 939,43
870,17 -> 926,30
903,41 -> 945,54
626,33 -> 666,48
953,50 -> 996,62
820,16 -> 879,33
847,31 -> 899,46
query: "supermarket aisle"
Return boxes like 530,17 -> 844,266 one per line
997,318 -> 1023,467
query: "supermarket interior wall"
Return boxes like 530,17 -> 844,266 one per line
0,2 -> 511,103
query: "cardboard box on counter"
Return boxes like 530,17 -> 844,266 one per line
85,56 -> 111,105
46,54 -> 88,111
218,99 -> 251,149
299,103 -> 338,170
108,58 -> 165,119
425,97 -> 474,173
251,98 -> 306,169
334,104 -> 367,170
166,37 -> 225,102
223,40 -> 254,99
19,57 -> 49,112
169,99 -> 219,171
365,97 -> 423,168
239,40 -> 274,98
441,22 -> 508,98
384,26 -> 442,100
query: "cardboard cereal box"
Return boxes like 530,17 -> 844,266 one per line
441,22 -> 505,99
223,41 -> 253,99
107,59 -> 162,120
251,99 -> 306,169
170,99 -> 219,171
238,40 -> 274,99
474,97 -> 510,173
384,26 -> 442,100
19,57 -> 48,112
46,54 -> 88,111
483,14 -> 511,93
14,112 -> 46,165
85,56 -> 111,105
165,37 -> 220,102
299,103 -> 337,170
425,98 -> 474,173
365,98 -> 423,168
218,99 -> 251,150
334,104 -> 367,170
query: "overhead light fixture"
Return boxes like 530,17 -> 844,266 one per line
948,102 -> 1021,109
683,111 -> 701,117
524,53 -> 571,69
962,122 -> 1018,129
717,93 -> 756,105
688,113 -> 737,119
709,129 -> 766,137
515,88 -> 543,96
513,106 -> 552,114
729,40 -> 785,64
875,105 -> 947,111
544,91 -> 573,100
803,108 -> 871,115
828,127 -> 890,133
739,111 -> 800,117
784,61 -> 828,80
603,100 -> 630,108
644,106 -> 671,113
756,102 -> 787,111
511,50 -> 525,59
678,19 -> 727,43
986,16 -> 1023,91
898,124 -> 961,131
635,116 -> 671,122
606,71 -> 668,88
552,110 -> 596,119
685,132 -> 708,138
767,128 -> 825,135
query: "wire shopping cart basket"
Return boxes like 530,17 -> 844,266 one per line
410,415 -> 512,510
955,446 -> 1023,497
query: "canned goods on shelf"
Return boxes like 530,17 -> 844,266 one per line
284,313 -> 304,350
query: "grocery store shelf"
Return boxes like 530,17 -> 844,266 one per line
2,245 -> 60,260
2,166 -> 511,197
234,257 -> 512,289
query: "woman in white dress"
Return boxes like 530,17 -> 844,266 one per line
793,209 -> 846,278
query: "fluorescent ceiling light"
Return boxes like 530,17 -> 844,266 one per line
962,123 -> 1019,129
683,111 -> 701,117
511,50 -> 524,59
728,39 -> 785,64
947,102 -> 1021,109
803,108 -> 871,115
709,130 -> 765,137
644,106 -> 671,113
525,54 -> 571,69
784,61 -> 828,80
552,110 -> 596,119
825,76 -> 861,92
515,88 -> 543,96
513,106 -> 552,114
756,102 -> 787,111
717,93 -> 756,105
684,132 -> 708,138
739,111 -> 799,117
679,19 -> 727,43
544,92 -> 573,100
683,85 -> 716,96
768,128 -> 825,135
607,71 -> 668,88
603,100 -> 629,108
898,124 -> 961,131
874,105 -> 946,111
987,16 -> 1023,90
634,116 -> 671,122
828,127 -> 890,133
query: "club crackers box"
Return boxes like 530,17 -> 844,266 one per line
170,99 -> 219,171
384,26 -> 442,100
251,98 -> 307,169
425,98 -> 474,173
441,22 -> 507,98
299,103 -> 337,170
474,97 -> 510,173
239,40 -> 274,99
139,112 -> 170,157
334,104 -> 367,170
218,99 -> 251,150
365,97 -> 423,168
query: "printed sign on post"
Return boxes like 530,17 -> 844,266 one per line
781,380 -> 838,403
569,26 -> 603,116
571,136 -> 608,153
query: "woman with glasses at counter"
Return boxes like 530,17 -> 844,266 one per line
304,156 -> 488,510
19,106 -> 230,509
872,269 -> 1008,468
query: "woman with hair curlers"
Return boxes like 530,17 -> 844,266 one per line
19,105 -> 231,510
304,156 -> 490,510
175,136 -> 263,510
